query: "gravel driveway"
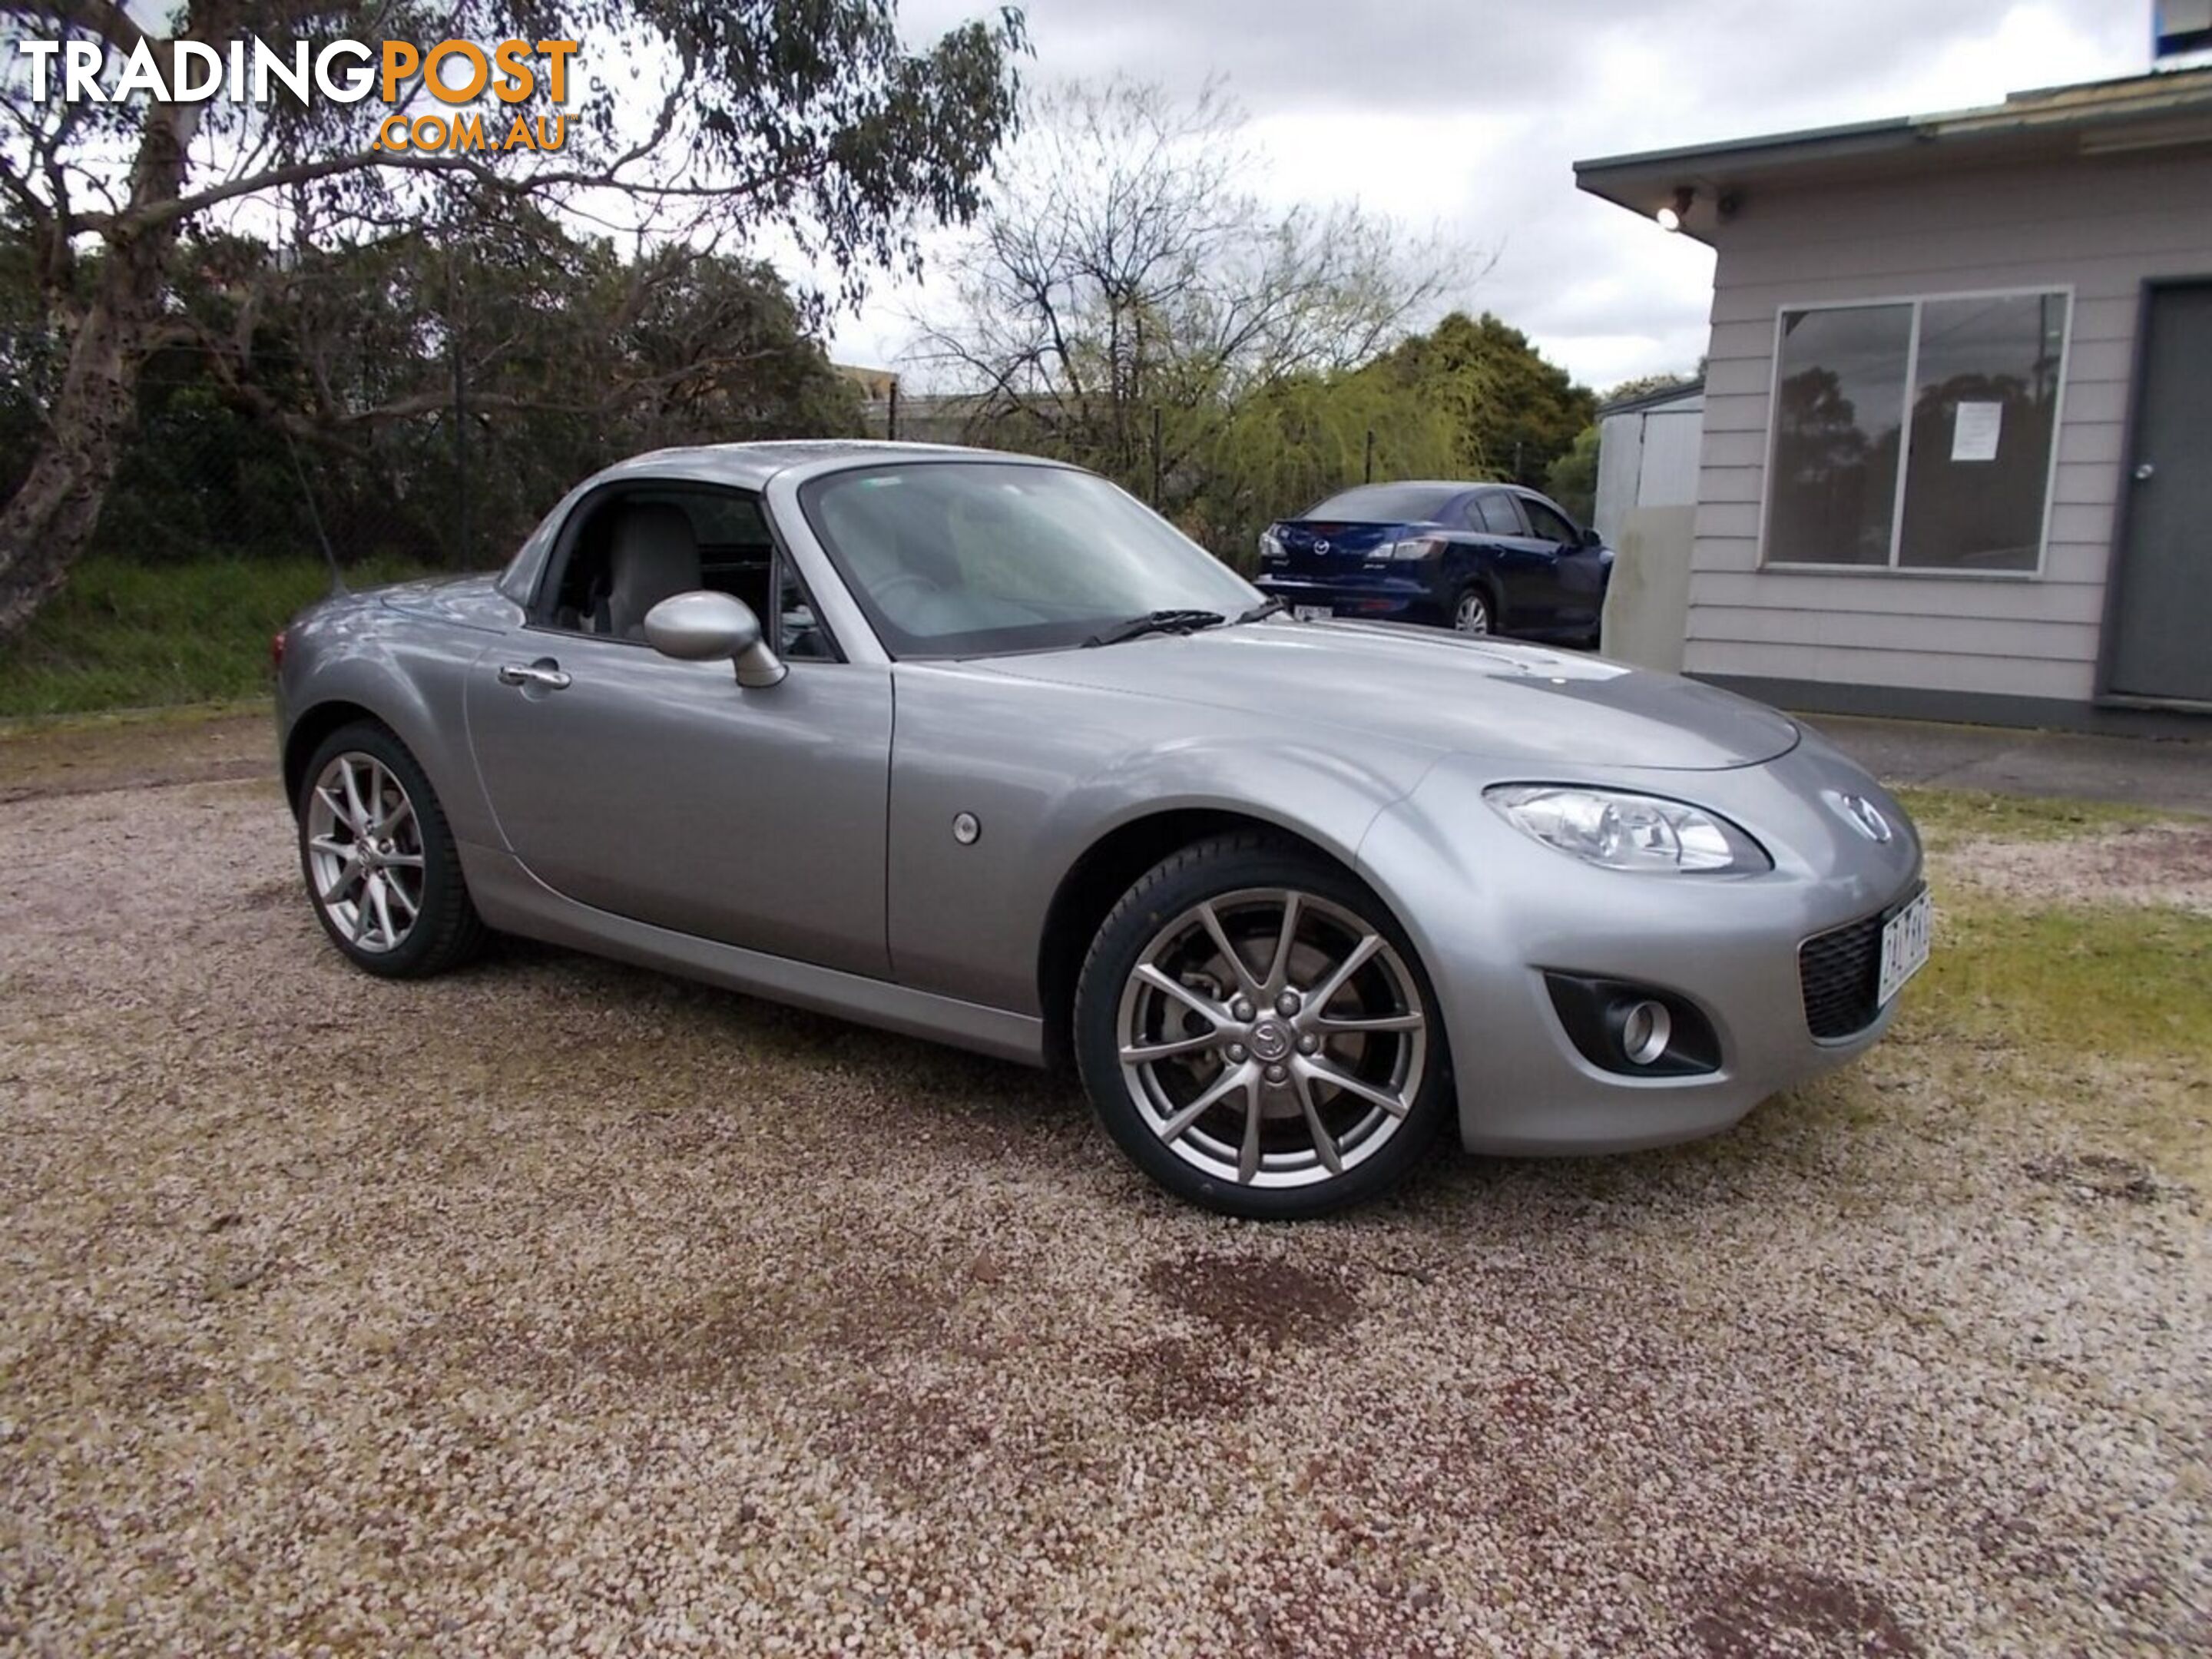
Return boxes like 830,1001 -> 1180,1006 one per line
2,730 -> 2206,1656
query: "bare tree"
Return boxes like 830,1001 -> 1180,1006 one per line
0,0 -> 1026,641
914,77 -> 1465,495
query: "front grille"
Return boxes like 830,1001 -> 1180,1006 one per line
1799,911 -> 1887,1040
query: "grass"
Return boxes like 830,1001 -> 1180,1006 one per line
1909,897 -> 2212,1065
1886,793 -> 2212,1179
0,555 -> 431,719
1892,785 -> 2185,852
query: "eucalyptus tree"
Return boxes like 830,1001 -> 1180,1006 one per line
0,0 -> 1026,639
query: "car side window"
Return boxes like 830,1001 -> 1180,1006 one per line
776,559 -> 838,661
539,488 -> 760,637
1520,498 -> 1577,545
536,485 -> 837,658
1475,493 -> 1525,537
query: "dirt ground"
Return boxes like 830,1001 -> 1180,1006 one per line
1,720 -> 2205,1656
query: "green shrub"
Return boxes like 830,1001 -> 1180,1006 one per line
0,555 -> 431,717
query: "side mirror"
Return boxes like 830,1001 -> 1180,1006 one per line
1581,525 -> 1605,549
643,591 -> 786,687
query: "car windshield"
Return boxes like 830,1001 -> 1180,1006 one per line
1303,483 -> 1463,523
799,461 -> 1261,658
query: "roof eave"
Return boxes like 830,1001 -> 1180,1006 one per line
1574,69 -> 2212,243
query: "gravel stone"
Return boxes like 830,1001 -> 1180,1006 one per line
1943,818 -> 2212,914
0,757 -> 2205,1656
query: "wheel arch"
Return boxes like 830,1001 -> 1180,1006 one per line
283,700 -> 386,816
1035,806 -> 1379,1071
1456,564 -> 1506,627
278,627 -> 492,846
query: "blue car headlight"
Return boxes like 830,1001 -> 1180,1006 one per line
1485,785 -> 1771,874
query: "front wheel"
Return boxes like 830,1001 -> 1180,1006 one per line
1073,833 -> 1452,1218
298,720 -> 485,979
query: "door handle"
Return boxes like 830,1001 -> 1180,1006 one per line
497,661 -> 571,690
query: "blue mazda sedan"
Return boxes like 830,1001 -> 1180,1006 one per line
1254,481 -> 1612,644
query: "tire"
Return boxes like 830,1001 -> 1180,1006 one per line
1073,831 -> 1452,1219
297,720 -> 486,979
1452,586 -> 1496,635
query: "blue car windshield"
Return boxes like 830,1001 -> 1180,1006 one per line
799,462 -> 1261,659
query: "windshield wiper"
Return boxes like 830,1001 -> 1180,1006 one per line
1083,608 -> 1228,647
1234,598 -> 1286,624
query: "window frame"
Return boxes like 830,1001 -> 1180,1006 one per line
1754,285 -> 2073,581
1517,494 -> 1578,547
526,478 -> 846,662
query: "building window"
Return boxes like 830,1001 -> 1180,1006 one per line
1763,291 -> 2068,574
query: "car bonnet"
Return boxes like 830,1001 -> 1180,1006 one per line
972,620 -> 1800,772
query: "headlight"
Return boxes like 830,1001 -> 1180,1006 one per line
1485,785 -> 1771,874
1378,535 -> 1444,561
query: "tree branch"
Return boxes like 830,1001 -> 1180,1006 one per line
17,0 -> 148,55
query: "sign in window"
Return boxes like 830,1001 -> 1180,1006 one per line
1763,292 -> 2068,574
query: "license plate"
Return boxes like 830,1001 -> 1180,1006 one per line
1877,888 -> 1933,1007
1293,604 -> 1333,621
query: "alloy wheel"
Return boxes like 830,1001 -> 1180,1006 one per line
1455,591 -> 1492,634
304,752 -> 426,954
1114,887 -> 1428,1189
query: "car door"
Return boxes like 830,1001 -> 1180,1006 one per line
465,515 -> 892,979
1524,495 -> 1608,634
1465,491 -> 1557,630
1509,494 -> 1584,632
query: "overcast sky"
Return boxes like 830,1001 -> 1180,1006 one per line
828,0 -> 2159,392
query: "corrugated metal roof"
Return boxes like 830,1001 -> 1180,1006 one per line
1597,380 -> 1705,419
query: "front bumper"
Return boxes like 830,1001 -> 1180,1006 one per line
1356,732 -> 1925,1154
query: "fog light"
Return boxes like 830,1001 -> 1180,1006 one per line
1621,1000 -> 1672,1066
1541,973 -> 1720,1078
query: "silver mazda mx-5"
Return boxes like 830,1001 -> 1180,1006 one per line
276,441 -> 1930,1217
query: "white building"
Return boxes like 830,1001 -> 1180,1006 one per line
1578,68 -> 2212,730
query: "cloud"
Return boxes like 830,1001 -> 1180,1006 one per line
835,1 -> 2146,388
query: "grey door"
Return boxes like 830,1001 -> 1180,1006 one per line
465,633 -> 894,977
2108,283 -> 2212,704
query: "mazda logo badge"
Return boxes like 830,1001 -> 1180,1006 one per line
1313,538 -> 1330,555
1834,793 -> 1893,843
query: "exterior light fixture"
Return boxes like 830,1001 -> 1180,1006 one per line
1655,186 -> 1694,232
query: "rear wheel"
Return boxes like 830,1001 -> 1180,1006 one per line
1074,833 -> 1451,1218
1453,587 -> 1495,635
298,721 -> 485,979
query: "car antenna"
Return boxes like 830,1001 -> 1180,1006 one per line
280,424 -> 349,598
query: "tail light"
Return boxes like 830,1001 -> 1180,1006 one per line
1378,535 -> 1445,561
